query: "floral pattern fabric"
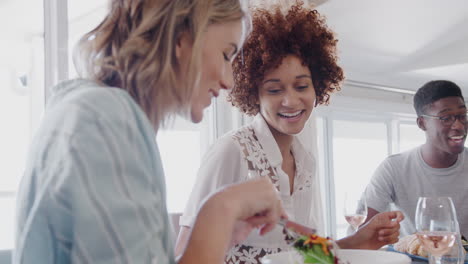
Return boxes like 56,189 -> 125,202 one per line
180,115 -> 323,264
225,244 -> 282,264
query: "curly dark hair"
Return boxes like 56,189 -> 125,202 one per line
228,1 -> 344,115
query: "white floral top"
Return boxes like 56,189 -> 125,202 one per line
180,115 -> 324,264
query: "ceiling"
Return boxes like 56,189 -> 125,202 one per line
314,0 -> 468,93
2,0 -> 467,94
251,0 -> 468,93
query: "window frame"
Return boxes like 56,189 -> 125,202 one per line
0,0 -> 53,250
44,0 -> 69,95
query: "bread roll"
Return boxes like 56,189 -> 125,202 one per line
394,235 -> 413,252
394,234 -> 428,258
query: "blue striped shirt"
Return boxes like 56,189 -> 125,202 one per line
14,79 -> 175,264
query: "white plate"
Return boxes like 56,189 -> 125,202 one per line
261,249 -> 411,264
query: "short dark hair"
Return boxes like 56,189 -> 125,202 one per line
413,80 -> 464,116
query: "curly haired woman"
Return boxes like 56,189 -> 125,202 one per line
176,2 -> 404,264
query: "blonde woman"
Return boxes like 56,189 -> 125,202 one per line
14,1 -> 285,264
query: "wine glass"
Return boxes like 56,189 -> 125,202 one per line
415,197 -> 459,264
343,192 -> 367,232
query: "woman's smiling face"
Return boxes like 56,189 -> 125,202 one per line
258,55 -> 316,137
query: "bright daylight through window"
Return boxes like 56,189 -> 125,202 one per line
0,0 -> 44,250
332,119 -> 388,238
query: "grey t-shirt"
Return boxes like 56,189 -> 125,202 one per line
364,146 -> 468,237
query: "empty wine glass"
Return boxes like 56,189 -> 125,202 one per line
415,197 -> 459,264
343,192 -> 367,232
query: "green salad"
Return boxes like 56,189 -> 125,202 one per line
293,234 -> 338,264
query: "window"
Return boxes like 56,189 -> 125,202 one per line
0,0 -> 44,249
68,0 -> 107,78
157,112 -> 214,213
399,122 -> 425,153
331,119 -> 388,238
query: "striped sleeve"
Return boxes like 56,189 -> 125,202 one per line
15,83 -> 175,264
59,106 -> 173,264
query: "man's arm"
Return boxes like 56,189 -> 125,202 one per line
362,157 -> 397,225
363,207 -> 380,225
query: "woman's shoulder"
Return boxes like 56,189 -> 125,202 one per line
201,126 -> 254,161
51,79 -> 135,113
209,131 -> 243,154
229,123 -> 257,142
215,124 -> 257,148
46,79 -> 149,130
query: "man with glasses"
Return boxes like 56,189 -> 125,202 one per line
362,80 -> 468,238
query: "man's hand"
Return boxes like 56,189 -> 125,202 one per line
338,211 -> 404,250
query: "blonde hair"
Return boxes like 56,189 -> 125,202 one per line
75,0 -> 250,129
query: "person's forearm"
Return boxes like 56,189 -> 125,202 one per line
178,195 -> 236,264
336,234 -> 364,250
364,207 -> 380,225
337,209 -> 381,249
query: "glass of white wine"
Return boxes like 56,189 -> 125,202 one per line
343,192 -> 367,232
415,197 -> 459,264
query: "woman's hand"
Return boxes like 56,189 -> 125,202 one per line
178,177 -> 285,264
227,176 -> 288,245
218,177 -> 287,239
337,211 -> 404,250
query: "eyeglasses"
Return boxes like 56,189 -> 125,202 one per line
421,111 -> 468,126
